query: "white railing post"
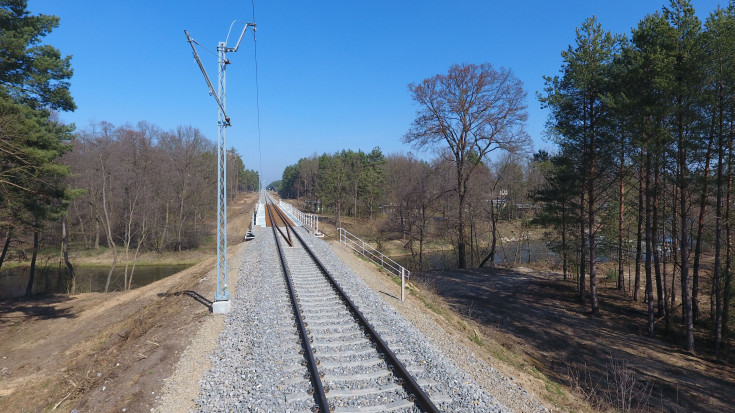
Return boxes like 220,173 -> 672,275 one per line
401,267 -> 405,302
338,227 -> 410,301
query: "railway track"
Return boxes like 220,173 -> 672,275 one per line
265,196 -> 440,412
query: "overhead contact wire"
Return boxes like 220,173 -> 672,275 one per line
252,0 -> 264,190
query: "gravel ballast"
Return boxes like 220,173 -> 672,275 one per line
190,224 -> 548,412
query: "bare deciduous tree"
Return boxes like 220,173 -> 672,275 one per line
404,63 -> 530,269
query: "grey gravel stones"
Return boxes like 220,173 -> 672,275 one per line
195,225 -> 544,412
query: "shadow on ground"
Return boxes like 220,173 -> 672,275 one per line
424,267 -> 735,412
158,290 -> 212,311
0,295 -> 76,325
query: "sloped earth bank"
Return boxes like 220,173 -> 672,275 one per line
425,266 -> 735,412
0,192 -> 257,412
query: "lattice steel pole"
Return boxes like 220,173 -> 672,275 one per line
214,40 -> 230,311
184,22 -> 256,315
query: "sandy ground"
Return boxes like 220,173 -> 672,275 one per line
0,192 -> 258,412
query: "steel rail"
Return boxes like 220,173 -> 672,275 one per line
266,196 -> 439,413
267,203 -> 293,246
267,200 -> 330,412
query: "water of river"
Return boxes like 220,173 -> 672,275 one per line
390,239 -> 556,272
0,264 -> 193,299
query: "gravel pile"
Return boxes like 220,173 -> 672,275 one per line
196,225 -> 544,412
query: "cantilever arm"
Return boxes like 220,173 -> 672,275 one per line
184,30 -> 231,125
228,22 -> 256,52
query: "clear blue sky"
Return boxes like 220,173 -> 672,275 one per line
29,0 -> 726,185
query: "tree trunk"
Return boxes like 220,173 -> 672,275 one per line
722,121 -> 735,340
479,205 -> 498,268
62,215 -> 75,294
94,217 -> 100,249
419,205 -> 426,271
562,199 -> 568,281
73,202 -> 89,249
662,194 -> 671,331
692,131 -> 714,324
457,169 -> 467,269
653,164 -> 664,317
469,218 -> 476,266
722,119 -> 733,343
635,149 -> 644,302
618,139 -> 625,290
679,109 -> 695,353
671,167 -> 679,316
129,228 -> 147,291
101,169 -> 117,293
588,155 -> 599,315
159,200 -> 170,252
176,182 -> 187,252
579,186 -> 586,305
714,103 -> 725,356
25,231 -> 39,297
0,231 -> 12,270
645,151 -> 654,337
123,225 -> 132,290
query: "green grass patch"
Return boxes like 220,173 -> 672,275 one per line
605,268 -> 618,282
469,331 -> 484,346
545,377 -> 565,397
415,294 -> 446,315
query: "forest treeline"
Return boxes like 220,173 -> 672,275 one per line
66,121 -> 258,253
3,117 -> 258,292
275,149 -> 544,271
275,148 -> 387,226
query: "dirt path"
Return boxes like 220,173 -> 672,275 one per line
428,266 -> 735,412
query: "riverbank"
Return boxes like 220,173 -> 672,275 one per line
0,192 -> 259,412
2,192 -> 258,270
1,192 -> 259,296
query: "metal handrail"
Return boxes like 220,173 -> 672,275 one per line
337,228 -> 410,280
278,200 -> 319,234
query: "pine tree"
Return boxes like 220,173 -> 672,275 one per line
540,16 -> 622,315
0,0 -> 75,293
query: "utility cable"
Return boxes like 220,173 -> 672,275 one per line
252,0 -> 264,191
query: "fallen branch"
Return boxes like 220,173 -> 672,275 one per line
52,392 -> 72,410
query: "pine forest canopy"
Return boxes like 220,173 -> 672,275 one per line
539,0 -> 735,354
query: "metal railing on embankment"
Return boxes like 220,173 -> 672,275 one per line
337,227 -> 410,301
278,200 -> 320,235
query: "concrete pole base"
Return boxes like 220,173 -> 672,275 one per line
212,299 -> 231,314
